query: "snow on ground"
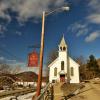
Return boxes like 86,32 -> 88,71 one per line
0,90 -> 5,93
1,92 -> 36,100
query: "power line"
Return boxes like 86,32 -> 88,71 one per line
0,46 -> 23,62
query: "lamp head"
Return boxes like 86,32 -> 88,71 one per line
62,6 -> 70,11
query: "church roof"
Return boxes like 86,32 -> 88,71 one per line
69,57 -> 80,67
48,57 -> 58,67
48,56 -> 80,67
59,35 -> 67,47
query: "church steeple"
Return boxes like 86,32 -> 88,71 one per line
59,35 -> 67,51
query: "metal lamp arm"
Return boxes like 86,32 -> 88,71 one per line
45,6 -> 70,16
45,8 -> 62,16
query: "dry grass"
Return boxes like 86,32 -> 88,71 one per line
53,82 -> 81,100
60,83 -> 80,96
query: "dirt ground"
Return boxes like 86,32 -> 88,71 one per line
53,83 -> 79,100
70,79 -> 100,100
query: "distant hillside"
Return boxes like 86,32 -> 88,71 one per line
0,71 -> 48,83
15,71 -> 38,82
0,73 -> 17,80
0,71 -> 38,82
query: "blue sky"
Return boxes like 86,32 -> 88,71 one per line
0,0 -> 100,73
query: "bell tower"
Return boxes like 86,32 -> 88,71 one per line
58,35 -> 69,82
58,35 -> 68,69
58,35 -> 67,52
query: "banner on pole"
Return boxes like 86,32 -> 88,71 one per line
28,51 -> 38,67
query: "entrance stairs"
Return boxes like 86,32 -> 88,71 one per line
53,82 -> 64,100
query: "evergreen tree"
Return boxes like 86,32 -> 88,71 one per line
87,55 -> 100,77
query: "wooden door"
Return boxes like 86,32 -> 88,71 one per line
60,75 -> 65,82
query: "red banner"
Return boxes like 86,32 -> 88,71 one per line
28,51 -> 38,67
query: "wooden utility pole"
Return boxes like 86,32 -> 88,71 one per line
36,11 -> 45,97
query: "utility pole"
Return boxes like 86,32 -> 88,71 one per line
36,11 -> 45,97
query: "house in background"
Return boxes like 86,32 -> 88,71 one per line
15,71 -> 47,87
48,35 -> 80,83
15,79 -> 46,87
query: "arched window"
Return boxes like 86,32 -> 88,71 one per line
71,67 -> 74,76
63,47 -> 66,51
61,61 -> 64,70
60,47 -> 62,51
54,67 -> 57,76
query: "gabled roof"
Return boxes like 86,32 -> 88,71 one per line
48,56 -> 80,68
48,57 -> 58,67
69,57 -> 80,67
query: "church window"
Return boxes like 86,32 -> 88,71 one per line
71,67 -> 74,76
54,67 -> 57,76
60,47 -> 62,51
61,61 -> 64,70
63,47 -> 66,51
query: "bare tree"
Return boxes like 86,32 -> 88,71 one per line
76,56 -> 87,81
76,55 -> 86,65
0,64 -> 12,74
45,49 -> 58,81
46,49 -> 58,66
11,66 -> 21,74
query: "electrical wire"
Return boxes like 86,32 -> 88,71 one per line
0,46 -> 23,62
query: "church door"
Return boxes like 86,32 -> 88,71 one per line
60,75 -> 65,82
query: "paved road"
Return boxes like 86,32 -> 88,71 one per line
71,80 -> 100,100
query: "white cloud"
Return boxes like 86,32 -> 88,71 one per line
87,14 -> 100,24
15,31 -> 22,36
67,22 -> 89,37
88,0 -> 100,11
86,0 -> 100,24
66,0 -> 100,42
85,31 -> 100,42
76,28 -> 89,37
53,0 -> 65,6
0,0 -> 65,23
0,1 -> 11,22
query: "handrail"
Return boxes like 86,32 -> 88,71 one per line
36,83 -> 51,100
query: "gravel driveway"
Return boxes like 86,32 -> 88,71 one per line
71,79 -> 100,100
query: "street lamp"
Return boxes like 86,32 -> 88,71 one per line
36,6 -> 70,97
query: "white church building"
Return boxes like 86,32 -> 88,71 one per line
48,36 -> 80,83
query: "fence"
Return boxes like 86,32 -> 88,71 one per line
36,83 -> 54,100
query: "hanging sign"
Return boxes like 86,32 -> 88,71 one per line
28,51 -> 38,67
